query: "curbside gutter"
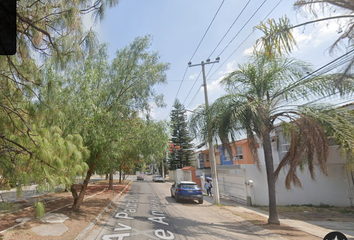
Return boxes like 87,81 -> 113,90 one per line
75,181 -> 132,240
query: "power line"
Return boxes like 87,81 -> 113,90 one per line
217,0 -> 268,57
170,0 -> 225,114
277,48 -> 354,97
189,0 -> 225,62
282,49 -> 354,106
169,65 -> 189,113
209,0 -> 283,79
183,70 -> 202,105
168,78 -> 217,82
207,0 -> 252,59
187,84 -> 203,109
185,1 -> 283,109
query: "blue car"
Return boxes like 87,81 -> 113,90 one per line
170,181 -> 203,204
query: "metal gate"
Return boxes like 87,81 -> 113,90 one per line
217,168 -> 247,205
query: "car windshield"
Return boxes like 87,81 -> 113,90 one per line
179,184 -> 198,189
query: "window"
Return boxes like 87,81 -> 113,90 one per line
277,133 -> 290,153
206,153 -> 209,162
179,184 -> 198,189
234,146 -> 243,160
277,132 -> 290,160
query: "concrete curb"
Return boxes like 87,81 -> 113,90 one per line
75,181 -> 132,240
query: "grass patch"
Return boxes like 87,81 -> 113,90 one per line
0,202 -> 18,212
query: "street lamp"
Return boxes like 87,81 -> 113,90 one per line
188,57 -> 220,204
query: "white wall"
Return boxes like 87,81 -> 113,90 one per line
243,163 -> 353,206
244,130 -> 354,206
169,169 -> 184,182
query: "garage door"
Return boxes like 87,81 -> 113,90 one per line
217,169 -> 247,205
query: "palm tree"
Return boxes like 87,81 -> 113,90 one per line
189,53 -> 354,224
255,0 -> 354,73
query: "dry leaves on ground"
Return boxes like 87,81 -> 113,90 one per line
0,180 -> 131,240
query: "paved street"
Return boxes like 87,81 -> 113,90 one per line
84,176 -> 282,240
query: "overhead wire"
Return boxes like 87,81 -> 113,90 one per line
208,0 -> 283,79
187,83 -> 203,109
185,0 -> 273,109
170,0 -> 225,114
276,48 -> 354,107
207,0 -> 252,59
277,47 -> 354,97
183,70 -> 202,105
217,0 -> 268,57
170,65 -> 189,113
189,0 -> 225,63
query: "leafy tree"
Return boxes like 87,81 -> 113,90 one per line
47,36 -> 169,211
255,0 -> 354,73
169,99 -> 194,170
0,0 -> 119,192
140,119 -> 170,176
189,53 -> 354,224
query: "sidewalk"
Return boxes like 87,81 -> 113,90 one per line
203,195 -> 354,240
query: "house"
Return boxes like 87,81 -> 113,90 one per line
194,130 -> 354,207
194,140 -> 256,202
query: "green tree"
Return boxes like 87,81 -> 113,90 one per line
48,36 -> 169,211
189,53 -> 354,224
0,0 -> 119,191
140,119 -> 170,176
169,99 -> 194,170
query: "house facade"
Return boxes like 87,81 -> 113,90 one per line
194,132 -> 354,207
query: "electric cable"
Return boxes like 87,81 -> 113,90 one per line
207,0 -> 252,59
208,0 -> 283,79
187,84 -> 204,109
170,0 -> 225,114
217,0 -> 268,57
183,70 -> 202,105
169,65 -> 189,113
189,0 -> 225,62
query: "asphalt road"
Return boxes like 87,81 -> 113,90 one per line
84,176 -> 273,240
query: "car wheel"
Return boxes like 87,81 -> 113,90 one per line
171,190 -> 174,198
198,199 -> 203,204
176,196 -> 180,202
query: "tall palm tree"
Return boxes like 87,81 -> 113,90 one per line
189,53 -> 354,224
256,0 -> 354,73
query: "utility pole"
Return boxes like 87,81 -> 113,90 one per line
188,57 -> 220,204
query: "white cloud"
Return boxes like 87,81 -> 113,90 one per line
207,76 -> 226,98
292,28 -> 313,53
243,46 -> 253,56
292,18 -> 348,52
189,73 -> 199,80
217,60 -> 237,76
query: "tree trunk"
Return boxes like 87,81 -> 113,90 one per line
71,154 -> 99,211
119,165 -> 122,184
70,184 -> 79,207
262,130 -> 280,225
105,173 -> 109,180
108,172 -> 114,190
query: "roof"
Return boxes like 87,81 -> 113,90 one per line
181,166 -> 196,171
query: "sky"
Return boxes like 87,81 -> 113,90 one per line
84,0 -> 349,122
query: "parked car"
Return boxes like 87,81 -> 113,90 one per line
170,181 -> 203,204
137,174 -> 145,180
153,175 -> 164,182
